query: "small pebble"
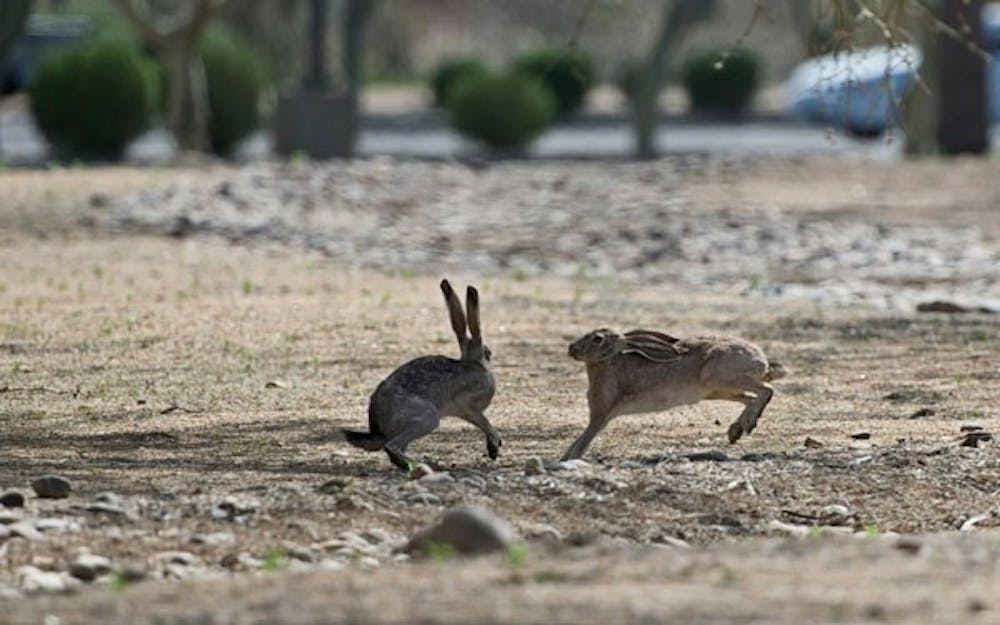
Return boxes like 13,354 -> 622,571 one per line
0,490 -> 26,508
409,463 -> 435,480
69,554 -> 112,582
524,457 -> 546,476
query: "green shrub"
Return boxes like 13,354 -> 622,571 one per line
429,55 -> 489,107
446,71 -> 556,150
29,39 -> 158,159
201,31 -> 268,156
511,45 -> 595,115
681,48 -> 760,115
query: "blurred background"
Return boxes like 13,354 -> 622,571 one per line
0,0 -> 995,164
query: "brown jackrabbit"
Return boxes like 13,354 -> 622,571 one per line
343,279 -> 500,470
562,328 -> 787,460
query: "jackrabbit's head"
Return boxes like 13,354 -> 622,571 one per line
441,279 -> 491,362
568,328 -> 626,363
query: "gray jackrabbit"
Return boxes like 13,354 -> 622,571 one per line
562,328 -> 786,460
343,279 -> 500,470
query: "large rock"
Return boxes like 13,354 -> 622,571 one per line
69,553 -> 112,582
31,475 -> 72,499
403,505 -> 517,556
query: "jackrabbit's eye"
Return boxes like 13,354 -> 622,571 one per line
592,335 -> 604,344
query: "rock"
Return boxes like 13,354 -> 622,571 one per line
850,432 -> 872,440
916,300 -> 995,314
521,523 -> 562,544
35,518 -> 80,533
316,477 -> 351,495
543,459 -> 591,472
403,505 -> 517,556
657,536 -> 692,549
210,496 -> 258,521
31,475 -> 72,499
803,437 -> 823,449
85,501 -> 138,520
402,491 -> 441,506
357,556 -> 380,570
523,457 -> 546,476
189,531 -> 235,546
93,491 -> 125,506
684,451 -> 731,462
961,424 -> 984,433
16,566 -> 79,594
960,431 -> 993,448
0,508 -> 23,524
155,551 -> 199,566
0,490 -> 26,508
409,463 -> 435,480
894,538 -> 922,554
418,471 -> 455,485
9,521 -> 44,541
908,407 -> 935,419
69,554 -> 112,582
119,566 -> 147,583
361,528 -> 393,545
318,559 -> 345,572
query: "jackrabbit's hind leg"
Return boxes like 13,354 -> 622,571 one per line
382,404 -> 440,471
706,390 -> 756,443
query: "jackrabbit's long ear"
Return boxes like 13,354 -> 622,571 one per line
466,285 -> 481,342
440,279 -> 469,353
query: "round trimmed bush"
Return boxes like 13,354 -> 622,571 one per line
682,48 -> 761,115
429,55 -> 489,107
29,39 -> 158,158
511,45 -> 595,115
446,71 -> 556,150
201,32 -> 268,156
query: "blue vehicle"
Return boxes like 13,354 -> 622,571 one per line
2,15 -> 90,94
785,44 -> 922,136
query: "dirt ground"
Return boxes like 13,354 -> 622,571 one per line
0,160 -> 998,624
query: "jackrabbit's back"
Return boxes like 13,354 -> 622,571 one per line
371,355 -> 495,411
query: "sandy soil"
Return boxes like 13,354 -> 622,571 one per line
0,160 -> 998,624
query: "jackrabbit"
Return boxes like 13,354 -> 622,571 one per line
562,328 -> 786,460
343,279 -> 500,470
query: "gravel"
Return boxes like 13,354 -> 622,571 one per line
108,159 -> 999,310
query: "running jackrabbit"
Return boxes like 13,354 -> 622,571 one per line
343,279 -> 500,470
562,328 -> 786,460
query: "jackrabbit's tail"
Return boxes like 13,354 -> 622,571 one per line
341,429 -> 386,451
764,361 -> 789,382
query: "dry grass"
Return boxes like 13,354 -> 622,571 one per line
0,162 -> 998,624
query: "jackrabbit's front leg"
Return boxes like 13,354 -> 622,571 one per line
727,381 -> 774,443
459,407 -> 502,460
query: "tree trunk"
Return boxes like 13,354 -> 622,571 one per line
160,41 -> 210,153
304,0 -> 329,91
631,0 -> 716,159
0,0 -> 31,67
111,0 -> 224,153
343,0 -> 375,102
903,10 -> 940,156
936,0 -> 988,155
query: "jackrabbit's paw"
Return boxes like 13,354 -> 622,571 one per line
487,437 -> 502,460
727,420 -> 744,444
